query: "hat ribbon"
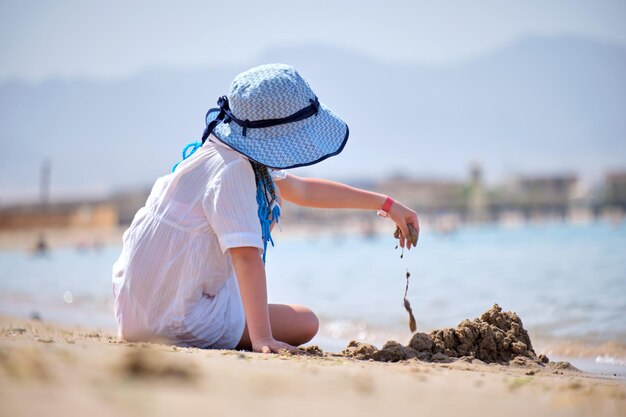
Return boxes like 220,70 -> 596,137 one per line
201,95 -> 320,143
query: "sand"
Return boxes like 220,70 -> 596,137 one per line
1,316 -> 625,417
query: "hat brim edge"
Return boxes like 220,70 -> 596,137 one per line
205,108 -> 350,170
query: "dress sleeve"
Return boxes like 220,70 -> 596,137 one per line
202,158 -> 263,253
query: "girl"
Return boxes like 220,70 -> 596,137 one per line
112,64 -> 419,354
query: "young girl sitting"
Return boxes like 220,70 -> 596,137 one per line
112,64 -> 419,354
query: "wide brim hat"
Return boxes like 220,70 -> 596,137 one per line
203,64 -> 349,170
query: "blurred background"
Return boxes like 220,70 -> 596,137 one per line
0,0 -> 625,374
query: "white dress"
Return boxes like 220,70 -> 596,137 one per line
112,136 -> 283,349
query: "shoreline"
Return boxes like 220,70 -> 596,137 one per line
1,316 -> 625,417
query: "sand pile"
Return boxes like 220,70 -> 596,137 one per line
340,304 -> 550,365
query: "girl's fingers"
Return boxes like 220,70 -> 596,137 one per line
413,218 -> 420,235
399,223 -> 411,249
278,342 -> 297,353
407,219 -> 420,245
390,201 -> 419,250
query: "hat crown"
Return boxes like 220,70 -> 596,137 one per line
203,62 -> 348,170
228,64 -> 314,122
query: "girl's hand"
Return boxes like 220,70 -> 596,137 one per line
252,337 -> 298,354
388,200 -> 420,250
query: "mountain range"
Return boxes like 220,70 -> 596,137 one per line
1,35 -> 625,203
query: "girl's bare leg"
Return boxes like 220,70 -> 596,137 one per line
236,303 -> 319,350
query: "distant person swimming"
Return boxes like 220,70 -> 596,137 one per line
111,64 -> 419,353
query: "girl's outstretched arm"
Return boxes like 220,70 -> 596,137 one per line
230,246 -> 297,353
276,174 -> 419,249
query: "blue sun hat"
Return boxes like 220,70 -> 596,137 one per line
201,63 -> 349,168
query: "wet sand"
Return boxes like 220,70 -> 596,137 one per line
1,316 -> 624,417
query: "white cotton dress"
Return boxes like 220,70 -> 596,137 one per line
112,136 -> 283,349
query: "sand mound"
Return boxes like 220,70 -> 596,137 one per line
341,304 -> 552,365
423,303 -> 537,363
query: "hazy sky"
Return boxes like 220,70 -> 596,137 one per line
1,0 -> 625,81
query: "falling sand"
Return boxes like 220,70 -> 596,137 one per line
394,224 -> 419,331
403,270 -> 417,333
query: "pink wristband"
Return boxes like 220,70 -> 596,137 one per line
377,196 -> 394,218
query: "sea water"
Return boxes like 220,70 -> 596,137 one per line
0,221 -> 624,375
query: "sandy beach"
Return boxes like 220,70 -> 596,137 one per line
1,316 -> 624,417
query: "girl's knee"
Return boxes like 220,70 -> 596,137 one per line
300,308 -> 319,342
308,311 -> 320,337
270,304 -> 319,345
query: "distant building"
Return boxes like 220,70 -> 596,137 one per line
506,174 -> 578,217
467,162 -> 490,222
0,201 -> 118,231
605,171 -> 626,209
